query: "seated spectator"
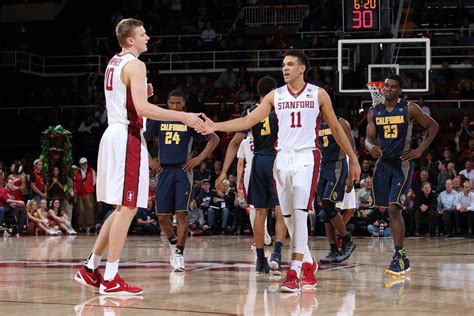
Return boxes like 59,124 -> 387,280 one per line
26,199 -> 58,235
214,65 -> 237,89
0,183 -> 27,234
367,207 -> 391,237
135,198 -> 161,235
208,179 -> 233,234
459,160 -> 474,185
414,182 -> 438,236
7,161 -> 26,202
48,199 -> 76,235
452,176 -> 462,193
188,199 -> 208,236
193,161 -> 210,184
200,22 -> 216,44
360,159 -> 373,181
454,180 -> 474,237
438,179 -> 459,237
436,160 -> 451,193
355,177 -> 373,214
413,169 -> 430,199
195,179 -> 213,211
447,162 -> 458,179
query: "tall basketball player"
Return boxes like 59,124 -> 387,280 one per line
365,74 -> 438,276
317,118 -> 357,264
74,18 -> 204,295
144,89 -> 219,273
199,50 -> 360,292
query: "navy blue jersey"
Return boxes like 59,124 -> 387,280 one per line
318,120 -> 343,163
239,104 -> 278,155
144,120 -> 197,164
371,99 -> 412,159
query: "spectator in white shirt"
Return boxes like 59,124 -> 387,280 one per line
454,180 -> 474,237
201,22 -> 216,43
459,160 -> 474,184
437,179 -> 459,236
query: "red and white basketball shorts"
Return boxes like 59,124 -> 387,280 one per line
96,123 -> 149,209
273,149 -> 321,214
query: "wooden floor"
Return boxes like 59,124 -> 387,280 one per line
0,234 -> 473,315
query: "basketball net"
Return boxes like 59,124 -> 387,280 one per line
367,82 -> 385,106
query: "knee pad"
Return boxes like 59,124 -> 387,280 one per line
322,200 -> 338,222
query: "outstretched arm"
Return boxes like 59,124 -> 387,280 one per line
401,102 -> 439,161
200,91 -> 274,134
125,60 -> 204,129
319,89 -> 360,182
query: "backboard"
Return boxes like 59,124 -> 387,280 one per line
337,38 -> 431,95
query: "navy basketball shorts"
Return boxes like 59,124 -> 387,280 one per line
156,166 -> 192,215
372,159 -> 414,208
317,159 -> 348,203
248,154 -> 279,209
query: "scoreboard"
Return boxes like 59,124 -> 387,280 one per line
343,0 -> 381,33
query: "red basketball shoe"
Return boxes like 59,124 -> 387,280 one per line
280,269 -> 300,292
99,274 -> 143,295
74,266 -> 103,289
301,258 -> 318,288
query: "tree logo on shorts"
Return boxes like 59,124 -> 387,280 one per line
127,191 -> 135,202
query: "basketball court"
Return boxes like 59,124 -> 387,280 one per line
1,235 -> 473,315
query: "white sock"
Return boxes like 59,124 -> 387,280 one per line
303,246 -> 313,264
290,260 -> 302,276
249,206 -> 256,230
85,252 -> 102,270
104,260 -> 119,281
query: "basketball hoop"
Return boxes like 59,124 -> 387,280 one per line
367,82 -> 385,106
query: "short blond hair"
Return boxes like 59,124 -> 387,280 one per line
115,18 -> 143,47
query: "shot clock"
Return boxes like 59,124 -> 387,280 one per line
343,0 -> 381,32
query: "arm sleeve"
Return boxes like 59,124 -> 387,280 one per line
237,141 -> 245,159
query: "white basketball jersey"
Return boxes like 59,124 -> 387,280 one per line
104,52 -> 146,129
274,83 -> 321,151
237,136 -> 254,179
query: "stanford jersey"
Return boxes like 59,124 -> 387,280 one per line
104,52 -> 146,130
274,83 -> 321,151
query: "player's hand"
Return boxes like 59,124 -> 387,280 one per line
182,157 -> 200,172
197,114 -> 217,135
348,158 -> 361,184
215,173 -> 227,191
401,148 -> 423,161
369,145 -> 383,159
149,159 -> 162,174
147,83 -> 154,97
345,175 -> 354,193
237,180 -> 244,193
182,113 -> 206,131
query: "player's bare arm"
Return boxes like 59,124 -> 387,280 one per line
365,110 -> 383,158
182,133 -> 220,172
125,60 -> 204,130
200,91 -> 274,134
236,157 -> 245,195
339,117 -> 357,192
401,102 -> 439,161
215,133 -> 247,189
319,88 -> 361,182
